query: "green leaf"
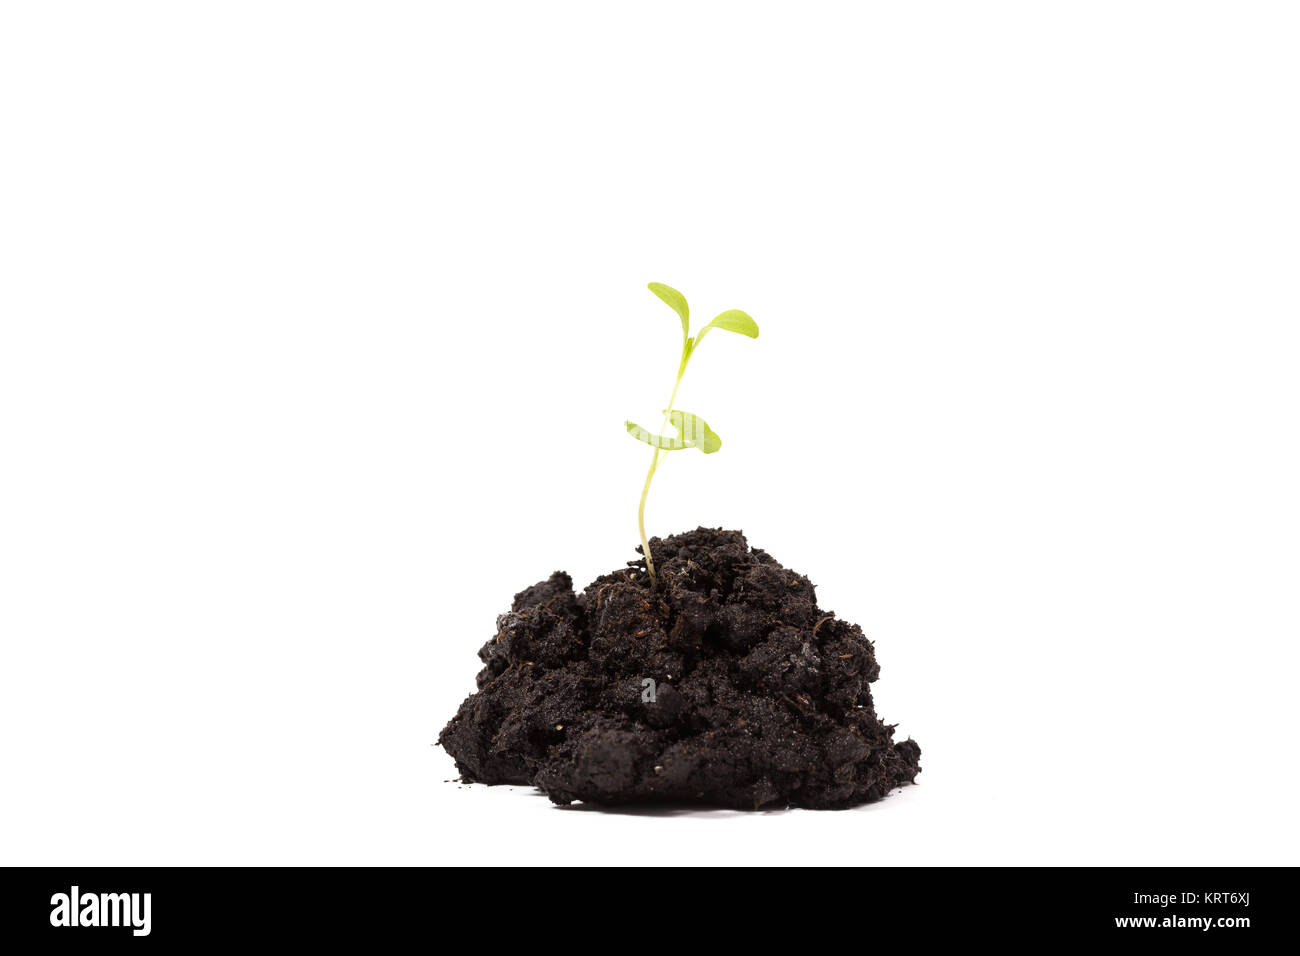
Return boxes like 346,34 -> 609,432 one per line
666,409 -> 722,454
648,282 -> 690,342
695,309 -> 758,345
626,421 -> 688,451
626,411 -> 722,454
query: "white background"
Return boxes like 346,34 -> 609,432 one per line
2,2 -> 1297,866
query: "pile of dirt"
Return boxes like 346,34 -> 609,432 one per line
439,528 -> 921,809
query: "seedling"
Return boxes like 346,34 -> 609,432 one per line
625,282 -> 758,588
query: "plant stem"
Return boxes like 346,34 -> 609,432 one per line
637,451 -> 662,585
638,349 -> 690,588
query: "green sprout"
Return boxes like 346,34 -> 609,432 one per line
625,282 -> 759,588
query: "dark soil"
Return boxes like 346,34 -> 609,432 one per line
439,528 -> 921,809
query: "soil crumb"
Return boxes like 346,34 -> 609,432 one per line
439,528 -> 920,809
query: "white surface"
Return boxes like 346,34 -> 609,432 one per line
2,2 -> 1298,866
